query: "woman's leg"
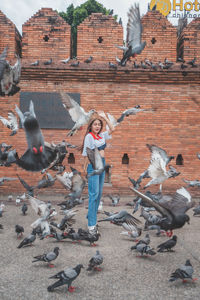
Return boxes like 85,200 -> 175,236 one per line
95,158 -> 106,214
87,164 -> 99,227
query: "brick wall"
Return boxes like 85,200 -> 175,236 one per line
178,17 -> 200,62
136,10 -> 177,63
0,10 -> 21,60
22,8 -> 70,61
77,13 -> 123,63
0,64 -> 200,197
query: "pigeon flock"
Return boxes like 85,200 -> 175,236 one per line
0,3 -> 200,298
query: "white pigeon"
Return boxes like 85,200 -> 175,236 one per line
59,92 -> 96,136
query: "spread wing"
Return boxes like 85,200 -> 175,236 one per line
130,187 -> 173,221
60,92 -> 86,122
11,56 -> 21,84
86,147 -> 96,169
159,187 -> 195,215
27,195 -> 48,216
148,156 -> 166,179
0,47 -> 8,79
126,4 -> 142,48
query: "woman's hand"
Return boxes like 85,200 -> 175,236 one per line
98,111 -> 107,120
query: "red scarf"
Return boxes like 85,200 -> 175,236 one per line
89,132 -> 102,140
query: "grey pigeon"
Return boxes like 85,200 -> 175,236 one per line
70,61 -> 79,67
182,179 -> 200,188
44,58 -> 52,65
169,259 -> 197,282
120,223 -> 142,241
0,112 -> 18,135
84,56 -> 93,63
15,101 -> 56,171
117,4 -> 146,66
17,229 -> 36,248
193,205 -> 200,216
22,203 -> 28,215
86,147 -> 111,178
0,177 -> 17,186
36,173 -> 56,189
98,210 -> 141,227
131,187 -> 194,237
108,62 -> 117,69
32,247 -> 59,267
157,235 -> 177,252
117,105 -> 145,123
77,228 -> 101,246
47,264 -> 84,292
0,47 -> 21,96
15,224 -> 24,238
17,174 -> 35,196
60,92 -> 96,136
107,194 -> 120,206
131,242 -> 156,256
87,250 -> 103,271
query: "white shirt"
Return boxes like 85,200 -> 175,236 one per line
82,131 -> 111,156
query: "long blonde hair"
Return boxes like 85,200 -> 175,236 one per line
80,118 -> 103,152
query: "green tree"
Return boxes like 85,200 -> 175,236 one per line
59,0 -> 118,57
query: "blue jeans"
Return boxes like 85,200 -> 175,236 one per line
87,158 -> 105,227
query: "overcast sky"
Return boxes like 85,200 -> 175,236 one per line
0,0 -> 182,37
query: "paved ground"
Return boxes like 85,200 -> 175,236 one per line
1,195 -> 200,300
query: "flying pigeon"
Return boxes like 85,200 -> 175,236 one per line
117,105 -> 145,123
36,173 -> 56,189
15,100 -> 56,171
32,247 -> 59,267
87,250 -> 103,271
17,174 -> 35,197
0,47 -> 21,96
0,111 -> 18,135
131,187 -> 194,237
59,92 -> 96,136
157,235 -> 177,252
15,224 -> 24,238
50,214 -> 75,232
21,203 -> 28,215
144,144 -> 179,191
0,177 -> 17,186
169,259 -> 197,283
86,147 -> 111,178
116,4 -> 146,66
120,223 -> 142,241
47,264 -> 84,292
98,210 -> 141,227
17,229 -> 37,248
193,205 -> 200,216
182,179 -> 200,188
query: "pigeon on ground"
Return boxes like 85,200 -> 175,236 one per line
47,264 -> 84,293
22,203 -> 28,215
98,210 -> 141,227
193,205 -> 200,216
15,100 -> 56,171
131,242 -> 156,256
131,187 -> 194,237
0,47 -> 21,96
108,62 -> 117,69
17,229 -> 37,248
77,228 -> 101,246
50,231 -> 68,242
44,58 -> 52,65
84,56 -> 93,63
0,112 -> 18,135
15,224 -> 24,238
30,60 -> 39,66
187,57 -> 197,67
70,61 -> 79,67
50,214 -> 75,232
87,250 -> 103,271
144,144 -> 179,191
157,235 -> 177,252
32,247 -> 59,267
120,223 -> 142,241
116,4 -> 146,66
17,174 -> 35,197
60,92 -> 96,136
107,194 -> 120,206
0,224 -> 3,229
86,147 -> 111,178
169,259 -> 197,282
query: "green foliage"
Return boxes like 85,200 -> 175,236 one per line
59,0 -> 118,57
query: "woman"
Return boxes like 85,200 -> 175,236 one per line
82,112 -> 115,235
